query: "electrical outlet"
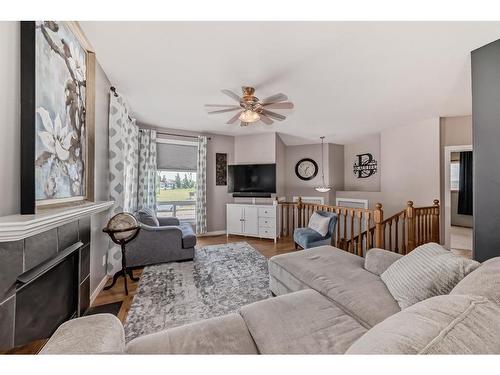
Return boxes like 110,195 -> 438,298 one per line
102,254 -> 107,267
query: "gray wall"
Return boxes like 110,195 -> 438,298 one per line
0,22 -> 20,216
343,133 -> 381,192
336,118 -> 440,217
439,116 -> 473,237
0,22 -> 112,297
472,38 -> 500,262
234,133 -> 276,164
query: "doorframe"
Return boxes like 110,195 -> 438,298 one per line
443,145 -> 472,249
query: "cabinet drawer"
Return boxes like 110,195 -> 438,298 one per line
259,227 -> 276,238
259,217 -> 275,227
258,207 -> 276,218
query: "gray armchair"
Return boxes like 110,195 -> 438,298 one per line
126,208 -> 196,268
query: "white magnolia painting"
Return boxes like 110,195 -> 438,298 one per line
35,21 -> 87,201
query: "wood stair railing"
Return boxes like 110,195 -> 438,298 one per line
278,198 -> 440,256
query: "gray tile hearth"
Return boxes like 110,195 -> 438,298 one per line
0,296 -> 15,351
24,228 -> 58,271
58,221 -> 79,251
0,240 -> 23,298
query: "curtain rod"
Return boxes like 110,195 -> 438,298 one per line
156,131 -> 211,140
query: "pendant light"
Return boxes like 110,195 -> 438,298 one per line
315,136 -> 332,193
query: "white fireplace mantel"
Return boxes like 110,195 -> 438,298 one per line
0,201 -> 114,242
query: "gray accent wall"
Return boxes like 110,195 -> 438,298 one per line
471,39 -> 500,262
0,22 -> 112,297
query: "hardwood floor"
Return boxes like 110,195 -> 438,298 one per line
6,235 -> 295,354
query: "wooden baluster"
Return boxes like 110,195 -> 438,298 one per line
349,209 -> 355,253
343,208 -> 348,250
431,199 -> 440,243
336,208 -> 341,248
365,211 -> 372,250
388,220 -> 393,251
394,215 -> 400,253
402,211 -> 406,254
297,197 -> 302,229
292,205 -> 295,236
406,201 -> 416,252
357,210 -> 363,256
374,203 -> 384,248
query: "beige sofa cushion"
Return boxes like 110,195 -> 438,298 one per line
240,289 -> 367,354
40,314 -> 125,354
364,248 -> 403,276
346,294 -> 500,354
269,246 -> 400,328
126,313 -> 258,354
381,243 -> 480,309
451,257 -> 500,302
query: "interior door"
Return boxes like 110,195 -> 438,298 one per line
243,206 -> 259,236
227,205 -> 244,234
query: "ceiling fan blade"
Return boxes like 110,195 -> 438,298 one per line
207,107 -> 241,114
262,93 -> 288,104
205,104 -> 241,108
259,115 -> 274,125
240,121 -> 249,127
262,102 -> 294,109
227,111 -> 243,124
261,109 -> 286,121
221,89 -> 242,103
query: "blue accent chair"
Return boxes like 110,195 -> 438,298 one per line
293,210 -> 338,249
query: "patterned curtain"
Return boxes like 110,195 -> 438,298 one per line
107,91 -> 139,275
196,136 -> 208,234
137,129 -> 157,211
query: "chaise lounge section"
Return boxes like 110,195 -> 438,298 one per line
41,245 -> 500,354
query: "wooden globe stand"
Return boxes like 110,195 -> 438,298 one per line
103,225 -> 141,295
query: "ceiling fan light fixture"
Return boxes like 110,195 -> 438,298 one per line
239,109 -> 260,123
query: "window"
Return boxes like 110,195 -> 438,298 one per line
156,139 -> 198,221
450,161 -> 460,191
156,170 -> 196,221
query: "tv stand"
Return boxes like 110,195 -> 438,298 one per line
226,203 -> 279,243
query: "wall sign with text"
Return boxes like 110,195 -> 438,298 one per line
353,153 -> 378,179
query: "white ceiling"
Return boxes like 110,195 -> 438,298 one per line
80,21 -> 500,144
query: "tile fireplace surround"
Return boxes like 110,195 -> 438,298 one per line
0,201 -> 113,351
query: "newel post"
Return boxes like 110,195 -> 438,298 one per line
374,203 -> 384,248
406,201 -> 416,252
297,197 -> 303,228
431,199 -> 440,244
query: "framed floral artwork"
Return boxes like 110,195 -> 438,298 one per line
21,21 -> 95,214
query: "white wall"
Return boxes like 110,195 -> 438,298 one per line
337,118 -> 441,216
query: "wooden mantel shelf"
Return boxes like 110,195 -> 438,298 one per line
0,201 -> 114,242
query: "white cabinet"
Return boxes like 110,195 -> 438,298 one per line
226,204 -> 278,242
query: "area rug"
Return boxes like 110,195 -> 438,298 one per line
123,242 -> 271,342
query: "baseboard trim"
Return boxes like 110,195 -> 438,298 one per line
90,275 -> 109,305
197,230 -> 226,237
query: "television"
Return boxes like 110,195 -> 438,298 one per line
228,164 -> 276,197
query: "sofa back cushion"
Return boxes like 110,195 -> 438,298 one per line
380,243 -> 480,309
451,257 -> 500,302
137,207 -> 159,227
346,294 -> 500,354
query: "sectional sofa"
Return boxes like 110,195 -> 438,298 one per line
41,244 -> 500,354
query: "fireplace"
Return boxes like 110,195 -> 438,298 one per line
14,242 -> 81,347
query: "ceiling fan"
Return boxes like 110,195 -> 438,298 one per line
205,86 -> 294,127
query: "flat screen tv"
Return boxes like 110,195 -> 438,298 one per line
228,164 -> 276,197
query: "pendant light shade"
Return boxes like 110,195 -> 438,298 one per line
315,136 -> 332,193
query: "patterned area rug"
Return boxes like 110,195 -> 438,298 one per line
123,242 -> 271,342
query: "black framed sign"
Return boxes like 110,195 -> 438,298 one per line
21,21 -> 95,214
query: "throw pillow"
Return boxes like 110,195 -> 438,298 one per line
137,208 -> 159,227
380,242 -> 480,309
307,212 -> 330,237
